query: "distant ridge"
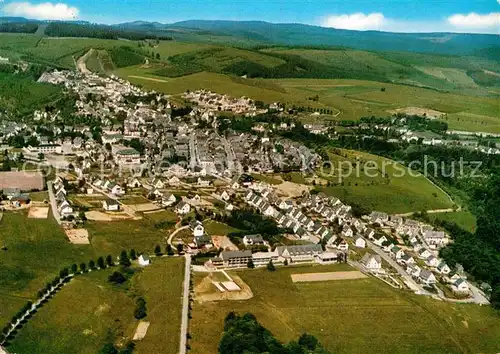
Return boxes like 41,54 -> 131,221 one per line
1,17 -> 498,56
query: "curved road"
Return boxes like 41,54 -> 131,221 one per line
167,225 -> 190,246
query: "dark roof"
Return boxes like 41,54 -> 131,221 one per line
105,199 -> 119,206
221,250 -> 252,260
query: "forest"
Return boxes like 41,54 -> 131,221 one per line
45,22 -> 173,41
0,23 -> 39,33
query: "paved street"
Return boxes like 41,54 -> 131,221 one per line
179,254 -> 191,354
46,181 -> 62,224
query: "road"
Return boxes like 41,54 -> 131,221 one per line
76,48 -> 93,74
366,240 -> 426,293
179,254 -> 191,354
167,225 -> 190,246
46,181 -> 62,224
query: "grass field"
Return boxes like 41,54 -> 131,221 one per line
131,257 -> 184,353
85,219 -> 168,256
7,269 -> 137,354
190,265 -> 500,354
316,149 -> 454,213
428,211 -> 477,233
251,173 -> 283,185
203,221 -> 240,236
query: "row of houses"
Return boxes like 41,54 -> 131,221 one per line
211,244 -> 339,268
53,177 -> 73,217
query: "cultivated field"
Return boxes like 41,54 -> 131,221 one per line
0,171 -> 44,191
290,271 -> 367,282
189,264 -> 500,354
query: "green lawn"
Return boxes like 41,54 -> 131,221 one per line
316,149 -> 454,214
428,211 -> 477,233
28,191 -> 49,202
190,265 -> 500,354
251,173 -> 283,185
203,221 -> 240,236
85,219 -> 168,256
0,212 -> 96,310
131,257 -> 184,354
7,269 -> 137,354
5,257 -> 185,354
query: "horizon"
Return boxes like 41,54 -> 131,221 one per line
0,0 -> 499,35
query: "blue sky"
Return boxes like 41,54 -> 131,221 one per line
1,0 -> 499,33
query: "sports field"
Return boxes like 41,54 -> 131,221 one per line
189,264 -> 500,354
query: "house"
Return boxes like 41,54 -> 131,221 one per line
168,176 -> 181,187
426,255 -> 440,268
58,200 -> 73,216
419,269 -> 437,285
151,178 -> 165,189
190,220 -> 205,237
364,228 -> 375,240
390,246 -> 405,259
127,178 -> 142,188
220,190 -> 231,201
354,236 -> 366,248
111,185 -> 124,196
437,261 -> 451,275
162,193 -> 177,207
317,251 -> 339,264
423,230 -> 449,247
407,264 -> 421,277
373,235 -> 387,246
219,250 -> 252,267
370,211 -> 389,225
451,278 -> 469,293
278,199 -> 294,210
102,199 -> 120,211
175,201 -> 191,215
446,273 -> 462,284
332,237 -> 349,252
243,234 -> 265,246
194,234 -> 213,249
361,254 -> 382,271
399,253 -> 415,265
341,225 -> 354,238
418,248 -> 432,259
275,244 -> 323,263
138,254 -> 151,266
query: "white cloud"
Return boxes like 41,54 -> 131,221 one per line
322,13 -> 386,30
2,2 -> 79,20
447,12 -> 500,28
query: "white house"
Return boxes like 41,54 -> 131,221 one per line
151,178 -> 165,189
162,193 -> 177,207
418,248 -> 432,259
168,176 -> 181,187
220,190 -> 231,201
373,235 -> 387,247
354,236 -> 366,248
419,269 -> 437,285
58,200 -> 73,216
437,261 -> 451,275
341,225 -> 354,238
175,201 -> 191,215
138,254 -> 151,266
127,178 -> 142,188
426,255 -> 440,268
190,220 -> 205,237
243,234 -> 265,246
451,278 -> 469,293
361,254 -> 382,271
111,185 -> 124,196
278,199 -> 294,210
102,199 -> 120,211
390,246 -> 405,259
423,230 -> 449,247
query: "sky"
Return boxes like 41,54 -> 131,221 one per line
0,0 -> 499,34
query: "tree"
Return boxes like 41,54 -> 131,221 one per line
491,285 -> 500,310
97,256 -> 106,269
247,259 -> 255,269
154,244 -> 162,256
283,259 -> 288,266
108,271 -> 127,284
134,297 -> 147,319
119,250 -> 131,267
38,152 -> 44,161
155,52 -> 160,60
166,244 -> 174,255
267,260 -> 276,271
106,254 -> 114,267
298,333 -> 318,350
79,263 -> 87,273
176,243 -> 183,254
71,263 -> 78,274
88,260 -> 96,269
130,249 -> 137,260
